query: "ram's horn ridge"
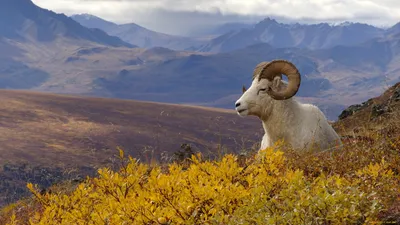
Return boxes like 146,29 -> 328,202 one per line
258,60 -> 301,100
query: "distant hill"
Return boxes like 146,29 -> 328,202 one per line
89,39 -> 400,120
71,14 -> 209,51
0,0 -> 133,48
197,18 -> 386,52
93,44 -> 331,105
3,37 -> 400,121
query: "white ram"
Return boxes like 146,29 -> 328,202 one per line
235,59 -> 342,151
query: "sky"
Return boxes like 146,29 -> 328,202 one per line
32,0 -> 400,36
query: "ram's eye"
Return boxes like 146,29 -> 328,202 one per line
258,88 -> 267,92
257,88 -> 267,95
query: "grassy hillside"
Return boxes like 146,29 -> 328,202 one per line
0,89 -> 261,206
1,83 -> 399,224
334,81 -> 400,138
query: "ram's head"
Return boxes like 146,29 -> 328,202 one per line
235,59 -> 301,118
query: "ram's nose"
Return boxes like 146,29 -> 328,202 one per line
235,102 -> 241,108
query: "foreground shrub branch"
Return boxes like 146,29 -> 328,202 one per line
6,144 -> 398,225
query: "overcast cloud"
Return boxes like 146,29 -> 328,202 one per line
32,0 -> 400,36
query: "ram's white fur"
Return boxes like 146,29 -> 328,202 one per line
235,76 -> 342,151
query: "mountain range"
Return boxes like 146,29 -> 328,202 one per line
2,0 -> 400,120
71,14 -> 211,51
197,19 -> 388,52
0,0 -> 133,47
70,14 -> 400,54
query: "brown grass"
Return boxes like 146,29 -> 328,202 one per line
333,82 -> 400,137
0,89 -> 262,167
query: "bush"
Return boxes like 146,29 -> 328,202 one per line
6,144 -> 399,225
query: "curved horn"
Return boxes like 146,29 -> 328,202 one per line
258,59 -> 301,100
252,62 -> 279,80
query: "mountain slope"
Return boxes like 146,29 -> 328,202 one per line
93,44 -> 331,102
71,14 -> 208,50
88,44 -> 344,119
69,13 -> 116,31
90,35 -> 400,121
192,22 -> 255,36
0,0 -> 133,47
0,0 -> 137,91
3,34 -> 400,121
197,18 -> 385,52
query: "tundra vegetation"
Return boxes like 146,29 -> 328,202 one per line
1,80 -> 400,225
1,107 -> 400,224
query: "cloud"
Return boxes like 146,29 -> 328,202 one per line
32,0 -> 400,36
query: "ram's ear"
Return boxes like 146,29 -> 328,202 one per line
242,85 -> 247,93
271,76 -> 283,90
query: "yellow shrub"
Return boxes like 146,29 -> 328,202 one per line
8,146 -> 399,225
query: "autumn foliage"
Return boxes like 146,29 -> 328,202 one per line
4,140 -> 399,225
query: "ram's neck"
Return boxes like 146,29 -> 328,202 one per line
261,98 -> 300,143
